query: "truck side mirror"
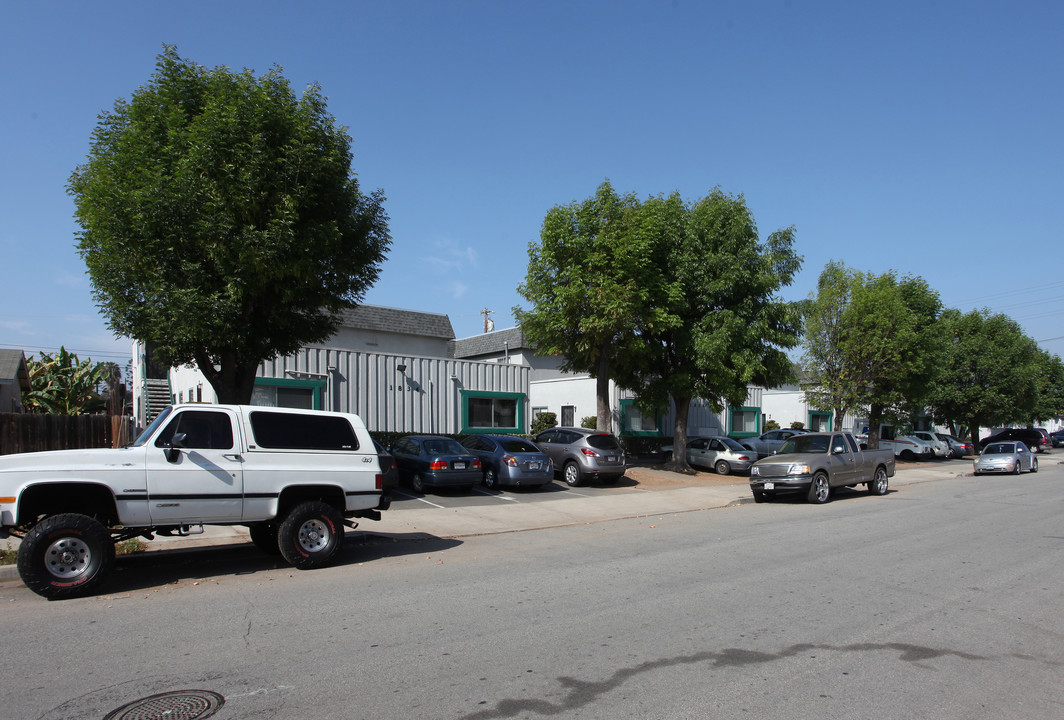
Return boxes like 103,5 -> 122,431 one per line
164,432 -> 187,463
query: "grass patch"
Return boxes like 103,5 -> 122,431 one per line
0,547 -> 15,566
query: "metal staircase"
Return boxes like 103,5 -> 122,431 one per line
143,378 -> 172,424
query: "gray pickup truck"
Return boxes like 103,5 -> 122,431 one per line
748,431 -> 894,504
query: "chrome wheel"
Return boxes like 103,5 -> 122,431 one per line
296,518 -> 332,553
807,473 -> 830,504
869,466 -> 889,495
44,536 -> 93,581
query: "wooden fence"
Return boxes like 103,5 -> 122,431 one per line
0,414 -> 136,456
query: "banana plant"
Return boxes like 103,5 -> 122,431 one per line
23,347 -> 108,415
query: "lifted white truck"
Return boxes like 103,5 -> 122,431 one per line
0,404 -> 390,599
749,431 -> 895,504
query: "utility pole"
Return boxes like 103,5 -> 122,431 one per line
481,307 -> 494,333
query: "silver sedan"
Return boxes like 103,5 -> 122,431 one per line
973,441 -> 1038,475
686,436 -> 756,475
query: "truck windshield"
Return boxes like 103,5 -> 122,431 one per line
129,406 -> 173,447
778,434 -> 830,454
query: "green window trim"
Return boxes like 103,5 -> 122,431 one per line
253,377 -> 325,410
808,410 -> 833,432
460,390 -> 525,434
619,398 -> 664,437
728,405 -> 761,438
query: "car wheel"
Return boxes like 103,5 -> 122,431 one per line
17,513 -> 116,600
1013,461 -> 1021,475
1030,457 -> 1038,473
714,460 -> 731,476
249,522 -> 282,555
483,467 -> 499,490
900,449 -> 916,461
752,491 -> 766,503
563,462 -> 583,487
807,472 -> 831,504
869,466 -> 889,495
277,501 -> 344,570
411,473 -> 426,494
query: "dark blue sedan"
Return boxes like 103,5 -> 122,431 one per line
460,434 -> 554,489
390,435 -> 483,493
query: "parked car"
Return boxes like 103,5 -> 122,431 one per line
911,431 -> 949,458
973,441 -> 1038,475
980,428 -> 1049,454
533,427 -> 626,486
935,432 -> 974,458
749,431 -> 895,504
739,428 -> 809,459
373,439 -> 399,491
1051,428 -> 1064,448
460,434 -> 553,489
389,435 -> 483,493
854,426 -> 933,460
686,436 -> 756,475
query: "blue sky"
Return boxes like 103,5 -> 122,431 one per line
2,0 -> 1062,370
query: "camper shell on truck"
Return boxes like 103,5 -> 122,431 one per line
0,404 -> 389,599
749,431 -> 895,504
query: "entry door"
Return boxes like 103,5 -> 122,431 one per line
145,407 -> 244,523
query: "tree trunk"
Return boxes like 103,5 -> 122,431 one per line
867,402 -> 884,450
596,348 -> 612,432
196,350 -> 260,405
670,395 -> 692,471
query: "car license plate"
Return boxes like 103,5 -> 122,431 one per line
764,482 -> 775,490
454,462 -> 466,469
606,455 -> 617,462
528,462 -> 541,470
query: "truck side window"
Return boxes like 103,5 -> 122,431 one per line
831,435 -> 849,455
846,435 -> 860,453
155,411 -> 235,450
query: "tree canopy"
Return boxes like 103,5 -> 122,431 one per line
69,47 -> 390,404
612,189 -> 803,468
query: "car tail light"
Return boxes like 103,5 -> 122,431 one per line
503,455 -> 518,467
430,460 -> 448,470
738,455 -> 752,461
473,459 -> 482,470
581,447 -> 600,457
375,473 -> 382,490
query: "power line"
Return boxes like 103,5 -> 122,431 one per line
0,343 -> 131,361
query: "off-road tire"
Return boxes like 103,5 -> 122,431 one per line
17,513 -> 115,600
277,501 -> 344,570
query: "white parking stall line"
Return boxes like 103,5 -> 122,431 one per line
390,489 -> 446,508
472,488 -> 520,502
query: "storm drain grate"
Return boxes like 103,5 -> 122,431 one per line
104,690 -> 224,720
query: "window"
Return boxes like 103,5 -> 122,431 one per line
620,399 -> 662,436
155,410 -> 234,450
252,378 -> 324,410
249,411 -> 359,451
728,406 -> 760,437
809,411 -> 832,432
460,391 -> 525,433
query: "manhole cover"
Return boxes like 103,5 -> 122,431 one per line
103,690 -> 224,720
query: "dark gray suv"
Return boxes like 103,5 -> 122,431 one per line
533,427 -> 626,486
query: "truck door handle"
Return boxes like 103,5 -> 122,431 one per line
223,454 -> 243,462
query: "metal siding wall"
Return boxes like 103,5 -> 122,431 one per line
258,350 -> 529,434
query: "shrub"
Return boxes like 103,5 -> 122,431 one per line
580,416 -> 597,429
530,412 -> 557,435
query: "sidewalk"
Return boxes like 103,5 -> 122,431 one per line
0,461 -> 971,580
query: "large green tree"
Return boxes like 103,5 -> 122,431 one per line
801,266 -> 941,447
69,47 -> 390,404
613,190 -> 802,469
926,309 -> 1043,443
515,181 -> 676,430
800,261 -> 858,430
